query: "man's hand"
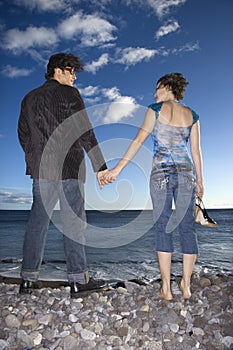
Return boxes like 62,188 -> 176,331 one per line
97,169 -> 116,189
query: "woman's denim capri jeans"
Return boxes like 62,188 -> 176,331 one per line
150,166 -> 198,254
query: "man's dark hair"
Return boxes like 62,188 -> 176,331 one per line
45,53 -> 84,80
157,72 -> 189,101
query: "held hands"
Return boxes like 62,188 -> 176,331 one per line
96,169 -> 117,189
97,167 -> 121,189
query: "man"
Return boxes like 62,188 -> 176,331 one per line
18,53 -> 108,297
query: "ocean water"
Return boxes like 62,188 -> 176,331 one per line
0,209 -> 232,282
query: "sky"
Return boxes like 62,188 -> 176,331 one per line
0,0 -> 232,210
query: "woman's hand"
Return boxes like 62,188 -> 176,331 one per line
97,169 -> 117,189
196,180 -> 204,199
103,167 -> 120,182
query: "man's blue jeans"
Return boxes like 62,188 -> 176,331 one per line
21,179 -> 88,284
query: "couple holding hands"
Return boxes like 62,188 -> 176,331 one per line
18,52 -> 203,300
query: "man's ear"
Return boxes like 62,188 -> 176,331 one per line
54,67 -> 64,81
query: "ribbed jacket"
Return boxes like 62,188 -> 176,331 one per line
18,79 -> 107,181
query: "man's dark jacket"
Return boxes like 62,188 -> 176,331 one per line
18,79 -> 107,181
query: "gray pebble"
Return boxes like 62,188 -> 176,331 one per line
5,314 -> 21,328
0,272 -> 232,350
0,339 -> 8,350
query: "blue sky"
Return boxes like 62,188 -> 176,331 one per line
0,0 -> 232,210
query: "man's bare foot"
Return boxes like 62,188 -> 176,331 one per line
180,279 -> 191,299
156,288 -> 173,301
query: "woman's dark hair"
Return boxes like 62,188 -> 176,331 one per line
156,72 -> 189,101
45,53 -> 84,79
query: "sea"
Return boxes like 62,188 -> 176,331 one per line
0,209 -> 232,283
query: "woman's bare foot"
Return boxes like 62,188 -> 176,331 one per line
180,279 -> 191,299
156,288 -> 173,301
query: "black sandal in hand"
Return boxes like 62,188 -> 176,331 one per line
195,197 -> 217,227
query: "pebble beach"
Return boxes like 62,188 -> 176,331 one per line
0,273 -> 232,350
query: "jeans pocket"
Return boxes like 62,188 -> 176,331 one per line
150,172 -> 169,191
182,173 -> 195,191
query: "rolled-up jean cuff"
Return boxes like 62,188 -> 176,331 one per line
68,271 -> 89,284
20,270 -> 40,281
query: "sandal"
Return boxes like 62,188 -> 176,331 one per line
195,198 -> 217,227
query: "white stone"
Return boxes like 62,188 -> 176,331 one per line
169,323 -> 179,333
192,327 -> 205,336
121,311 -> 130,316
74,322 -> 83,333
181,309 -> 187,318
47,297 -> 55,305
60,330 -> 70,338
72,297 -> 83,303
99,296 -> 107,302
222,336 -> 233,348
69,314 -> 78,322
177,336 -> 183,343
117,287 -> 128,294
208,317 -> 220,324
111,314 -> 123,320
32,332 -> 42,346
38,313 -> 53,325
80,329 -> 97,341
0,339 -> 8,350
96,306 -> 104,313
142,322 -> 150,333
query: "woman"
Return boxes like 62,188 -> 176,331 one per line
104,72 -> 204,300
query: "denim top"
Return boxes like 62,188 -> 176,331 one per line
148,102 -> 199,171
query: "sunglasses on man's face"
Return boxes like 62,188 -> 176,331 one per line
64,67 -> 76,75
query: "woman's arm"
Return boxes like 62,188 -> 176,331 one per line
190,121 -> 204,198
105,108 -> 156,180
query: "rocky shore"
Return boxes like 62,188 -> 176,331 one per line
0,273 -> 232,350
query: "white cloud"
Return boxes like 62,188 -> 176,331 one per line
172,41 -> 200,54
0,190 -> 32,205
79,85 -> 99,97
14,0 -> 69,12
1,65 -> 33,78
1,11 -> 116,54
102,87 -> 121,101
103,99 -> 139,123
144,0 -> 186,18
115,47 -> 158,67
2,26 -> 58,53
125,0 -> 186,18
58,11 -> 117,47
78,85 -> 102,104
102,86 -> 139,123
85,53 -> 109,74
15,0 -> 186,17
1,2 -> 196,71
80,85 -> 139,123
155,20 -> 180,40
